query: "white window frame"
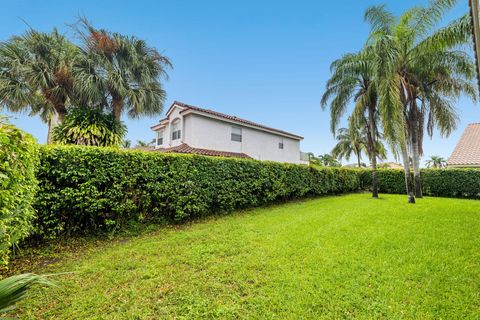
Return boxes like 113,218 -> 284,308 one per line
171,119 -> 181,141
231,126 -> 242,142
278,137 -> 284,149
157,130 -> 164,146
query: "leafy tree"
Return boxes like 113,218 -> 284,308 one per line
73,19 -> 172,121
309,153 -> 341,167
52,107 -> 126,147
364,1 -> 476,202
425,155 -> 447,168
0,29 -> 79,142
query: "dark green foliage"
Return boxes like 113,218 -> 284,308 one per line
33,146 -> 361,239
359,168 -> 480,199
52,107 -> 127,147
0,119 -> 38,267
421,169 -> 480,199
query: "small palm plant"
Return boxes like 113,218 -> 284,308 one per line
0,273 -> 53,315
52,107 -> 127,147
425,155 -> 447,168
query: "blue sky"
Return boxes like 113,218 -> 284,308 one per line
1,0 -> 477,164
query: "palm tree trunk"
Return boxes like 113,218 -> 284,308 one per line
112,95 -> 123,121
46,118 -> 52,144
368,104 -> 378,198
410,104 -> 423,198
400,141 -> 415,204
48,108 -> 66,145
357,152 -> 361,168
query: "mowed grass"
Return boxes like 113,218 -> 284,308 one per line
17,194 -> 480,319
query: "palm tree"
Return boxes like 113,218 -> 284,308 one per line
52,107 -> 127,147
365,1 -> 476,202
321,48 -> 383,197
317,154 -> 341,167
122,139 -> 132,148
73,19 -> 172,121
135,139 -> 155,148
331,127 -> 367,168
425,155 -> 447,168
0,29 -> 79,142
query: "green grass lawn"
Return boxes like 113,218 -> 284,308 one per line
15,194 -> 480,319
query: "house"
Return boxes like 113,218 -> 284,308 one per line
150,101 -> 305,164
447,123 -> 480,167
378,162 -> 403,169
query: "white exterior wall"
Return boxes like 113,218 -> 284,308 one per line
155,107 -> 185,148
186,114 -> 302,163
154,105 -> 303,164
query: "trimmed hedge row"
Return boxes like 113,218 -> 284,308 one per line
34,146 -> 362,239
359,168 -> 480,199
0,119 -> 38,266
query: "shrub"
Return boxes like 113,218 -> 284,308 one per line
0,119 -> 38,267
421,168 -> 480,199
33,145 -> 362,239
359,168 -> 480,198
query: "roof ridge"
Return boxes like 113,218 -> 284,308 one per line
174,101 -> 303,140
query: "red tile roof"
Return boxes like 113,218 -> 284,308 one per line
154,101 -> 303,140
448,123 -> 480,166
155,143 -> 252,159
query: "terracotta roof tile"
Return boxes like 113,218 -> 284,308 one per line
155,143 -> 252,159
448,123 -> 480,166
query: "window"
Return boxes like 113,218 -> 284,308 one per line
231,126 -> 242,142
171,119 -> 181,140
157,130 -> 164,146
278,137 -> 284,149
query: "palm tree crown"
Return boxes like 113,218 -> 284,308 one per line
74,19 -> 172,121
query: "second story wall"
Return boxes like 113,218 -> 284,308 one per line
186,114 -> 301,163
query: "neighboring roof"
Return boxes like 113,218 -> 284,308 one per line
152,101 -> 304,140
379,162 -> 403,169
155,143 -> 252,159
448,123 -> 480,166
469,0 -> 480,93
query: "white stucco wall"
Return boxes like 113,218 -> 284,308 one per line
155,106 -> 185,148
153,105 -> 303,164
186,114 -> 302,163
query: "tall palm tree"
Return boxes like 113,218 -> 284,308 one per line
73,19 -> 172,121
365,1 -> 476,202
321,48 -> 382,197
0,29 -> 79,142
425,155 -> 447,168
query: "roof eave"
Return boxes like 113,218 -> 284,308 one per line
181,109 -> 304,140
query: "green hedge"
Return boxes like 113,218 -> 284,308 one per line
0,119 -> 38,267
359,168 -> 480,199
34,146 -> 361,239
